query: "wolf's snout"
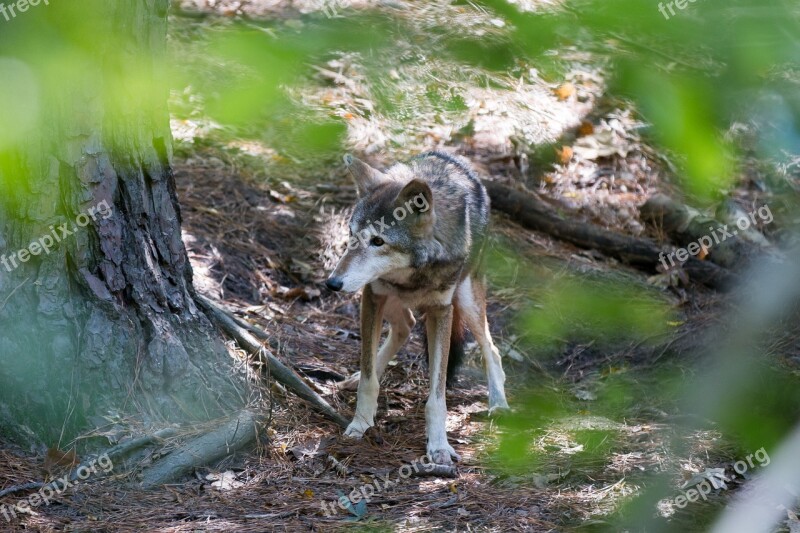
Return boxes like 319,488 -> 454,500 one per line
325,277 -> 344,292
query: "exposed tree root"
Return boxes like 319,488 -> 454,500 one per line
103,428 -> 179,465
198,296 -> 350,428
140,410 -> 259,489
484,181 -> 737,290
0,428 -> 179,498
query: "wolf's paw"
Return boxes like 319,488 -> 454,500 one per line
334,372 -> 360,391
344,419 -> 373,439
427,444 -> 461,465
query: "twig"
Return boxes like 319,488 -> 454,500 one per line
0,482 -> 44,499
409,464 -> 458,478
198,296 -> 349,428
0,277 -> 29,313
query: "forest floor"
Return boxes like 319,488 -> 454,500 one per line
1,1 -> 798,532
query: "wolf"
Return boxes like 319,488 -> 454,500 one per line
325,151 -> 509,465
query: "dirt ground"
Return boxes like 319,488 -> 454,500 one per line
0,1 -> 796,532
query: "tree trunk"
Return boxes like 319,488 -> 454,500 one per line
0,0 -> 247,447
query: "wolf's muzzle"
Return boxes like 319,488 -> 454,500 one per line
325,277 -> 344,292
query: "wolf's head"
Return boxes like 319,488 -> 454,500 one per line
326,155 -> 435,293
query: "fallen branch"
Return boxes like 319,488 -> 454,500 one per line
483,180 -> 737,290
139,409 -> 259,489
198,296 -> 349,428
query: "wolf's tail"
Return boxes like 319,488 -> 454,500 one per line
423,307 -> 467,388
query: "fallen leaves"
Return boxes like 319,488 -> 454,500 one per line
572,126 -> 631,160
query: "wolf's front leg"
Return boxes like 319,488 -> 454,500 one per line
425,304 -> 461,465
345,284 -> 386,438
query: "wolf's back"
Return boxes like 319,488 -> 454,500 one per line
411,152 -> 489,384
411,151 -> 490,265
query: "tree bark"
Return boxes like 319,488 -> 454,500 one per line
0,0 -> 247,447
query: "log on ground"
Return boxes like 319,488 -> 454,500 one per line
483,181 -> 736,290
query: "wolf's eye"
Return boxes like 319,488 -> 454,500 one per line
370,236 -> 385,247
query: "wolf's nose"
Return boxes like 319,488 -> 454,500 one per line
326,277 -> 344,292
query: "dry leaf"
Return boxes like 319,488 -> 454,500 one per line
289,437 -> 331,460
680,468 -> 729,490
277,286 -> 321,301
578,121 -> 595,137
554,83 -> 575,101
206,471 -> 244,491
556,146 -> 574,164
268,190 -> 296,204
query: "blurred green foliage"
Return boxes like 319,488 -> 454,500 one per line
521,277 -> 672,349
1,0 -> 797,527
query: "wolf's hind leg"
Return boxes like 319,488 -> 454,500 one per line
336,300 -> 414,391
344,285 -> 386,438
456,275 -> 509,413
376,303 -> 415,377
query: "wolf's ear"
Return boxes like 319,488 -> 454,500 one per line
344,154 -> 387,196
398,179 -> 436,232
